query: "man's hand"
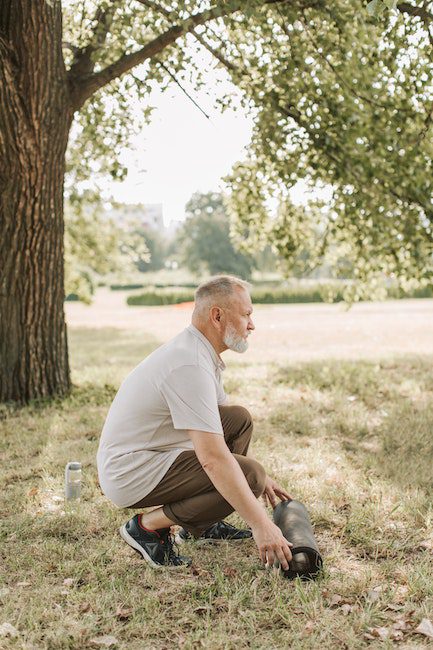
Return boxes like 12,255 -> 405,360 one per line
251,519 -> 293,570
262,476 -> 293,509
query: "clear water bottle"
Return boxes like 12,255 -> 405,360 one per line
65,462 -> 82,501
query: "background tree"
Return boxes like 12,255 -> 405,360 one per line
224,2 -> 433,298
0,0 -> 431,401
65,197 -> 151,302
177,192 -> 254,278
134,227 -> 168,273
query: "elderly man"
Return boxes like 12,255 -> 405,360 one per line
97,275 -> 292,570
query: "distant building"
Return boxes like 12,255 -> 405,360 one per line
108,203 -> 164,232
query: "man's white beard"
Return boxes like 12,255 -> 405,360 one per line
223,324 -> 249,353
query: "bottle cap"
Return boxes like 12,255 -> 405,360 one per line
67,462 -> 81,470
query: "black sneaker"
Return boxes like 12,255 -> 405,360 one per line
175,521 -> 252,545
120,515 -> 192,568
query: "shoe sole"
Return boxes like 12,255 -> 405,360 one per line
174,533 -> 252,546
119,525 -> 189,570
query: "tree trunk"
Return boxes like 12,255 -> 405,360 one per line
0,0 -> 72,402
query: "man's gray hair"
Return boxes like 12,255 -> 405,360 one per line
194,275 -> 251,311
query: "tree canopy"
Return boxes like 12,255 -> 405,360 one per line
176,191 -> 254,278
63,0 -> 432,295
223,1 -> 433,293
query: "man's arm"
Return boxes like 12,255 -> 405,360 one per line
188,429 -> 292,570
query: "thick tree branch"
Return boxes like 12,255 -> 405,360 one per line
397,2 -> 433,51
68,2 -> 120,91
139,1 -> 238,72
397,2 -> 433,22
69,0 -> 297,110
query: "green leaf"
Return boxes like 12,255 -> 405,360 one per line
367,0 -> 385,16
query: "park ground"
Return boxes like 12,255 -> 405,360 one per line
1,291 -> 433,649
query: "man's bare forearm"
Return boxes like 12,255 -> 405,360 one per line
201,450 -> 268,528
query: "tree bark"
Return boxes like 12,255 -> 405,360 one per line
0,0 -> 72,402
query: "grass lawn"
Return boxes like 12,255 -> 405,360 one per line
1,325 -> 432,649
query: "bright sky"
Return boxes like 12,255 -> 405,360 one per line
107,57 -> 332,227
111,82 -> 254,227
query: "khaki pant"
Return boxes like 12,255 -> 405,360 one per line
129,405 -> 266,537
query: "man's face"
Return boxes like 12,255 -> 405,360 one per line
222,288 -> 255,353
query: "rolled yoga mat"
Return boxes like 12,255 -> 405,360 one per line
273,499 -> 323,580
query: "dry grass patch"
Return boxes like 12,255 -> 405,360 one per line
0,329 -> 432,649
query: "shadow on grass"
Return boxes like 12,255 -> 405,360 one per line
272,355 -> 433,495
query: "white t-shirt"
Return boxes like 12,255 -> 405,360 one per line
96,325 -> 228,507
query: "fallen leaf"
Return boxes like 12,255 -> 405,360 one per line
386,603 -> 404,611
190,564 -> 210,577
193,606 -> 211,616
90,635 -> 118,647
419,539 -> 433,552
395,617 -> 408,628
395,584 -> 409,602
303,621 -> 315,635
63,578 -> 75,587
86,526 -> 99,536
213,596 -> 227,612
366,586 -> 382,603
27,487 -> 38,497
414,618 -> 433,639
223,567 -> 238,579
79,602 -> 92,614
340,604 -> 353,616
115,606 -> 133,621
329,594 -> 343,607
372,626 -> 390,640
0,622 -> 19,638
0,588 -> 10,598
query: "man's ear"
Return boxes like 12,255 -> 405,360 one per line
210,305 -> 223,328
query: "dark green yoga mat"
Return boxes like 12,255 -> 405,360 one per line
273,499 -> 323,580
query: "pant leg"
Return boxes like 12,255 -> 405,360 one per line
219,405 -> 253,456
164,453 -> 266,536
129,405 -> 264,537
132,449 -> 266,537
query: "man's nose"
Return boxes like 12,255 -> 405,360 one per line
248,319 -> 255,330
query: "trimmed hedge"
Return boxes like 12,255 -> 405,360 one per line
127,290 -> 195,306
126,283 -> 433,306
111,282 -> 197,291
126,285 -> 345,306
251,287 -> 345,304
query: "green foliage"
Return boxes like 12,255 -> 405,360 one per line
127,288 -> 195,306
62,1 -> 432,294
125,280 -> 433,306
224,0 -> 433,289
64,196 -> 149,302
134,227 -> 168,272
176,191 -> 255,279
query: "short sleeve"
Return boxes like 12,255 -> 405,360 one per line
160,365 -> 224,434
